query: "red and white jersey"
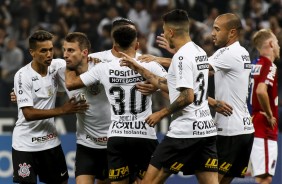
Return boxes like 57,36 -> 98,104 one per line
250,56 -> 278,140
166,42 -> 216,138
13,59 -> 65,151
80,50 -> 167,139
209,41 -> 254,136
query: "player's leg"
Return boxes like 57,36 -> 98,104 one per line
130,138 -> 159,184
250,138 -> 277,184
218,134 -> 254,184
195,171 -> 218,184
36,145 -> 69,184
141,165 -> 170,184
76,175 -> 95,184
75,144 -> 109,184
194,136 -> 218,184
107,137 -> 131,184
12,148 -> 37,184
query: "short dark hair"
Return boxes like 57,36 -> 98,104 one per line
29,30 -> 53,49
112,26 -> 137,49
112,18 -> 135,28
162,9 -> 189,24
65,32 -> 91,51
162,9 -> 189,34
111,18 -> 136,35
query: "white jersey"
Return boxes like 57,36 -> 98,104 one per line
13,59 -> 65,152
57,57 -> 111,149
80,50 -> 167,139
209,41 -> 254,136
166,42 -> 216,138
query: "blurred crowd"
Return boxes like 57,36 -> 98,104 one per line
0,0 -> 281,118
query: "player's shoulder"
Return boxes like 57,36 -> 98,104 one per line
88,50 -> 113,62
51,58 -> 66,68
15,63 -> 31,76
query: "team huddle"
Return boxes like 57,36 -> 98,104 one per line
11,9 -> 279,184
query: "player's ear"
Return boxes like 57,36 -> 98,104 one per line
269,40 -> 274,49
135,42 -> 139,50
29,49 -> 34,57
169,29 -> 174,38
82,49 -> 88,56
113,45 -> 119,52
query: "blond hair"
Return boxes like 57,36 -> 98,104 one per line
252,29 -> 274,50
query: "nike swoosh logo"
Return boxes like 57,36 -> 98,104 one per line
34,88 -> 41,92
61,171 -> 67,176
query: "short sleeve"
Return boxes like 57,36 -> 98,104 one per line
80,64 -> 101,86
173,55 -> 193,90
14,70 -> 33,108
209,48 -> 231,72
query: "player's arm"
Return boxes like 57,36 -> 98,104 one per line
156,33 -> 176,54
208,97 -> 233,116
256,82 -> 276,128
146,87 -> 194,126
136,81 -> 158,96
65,68 -> 86,90
138,54 -> 172,68
22,97 -> 88,121
120,52 -> 168,93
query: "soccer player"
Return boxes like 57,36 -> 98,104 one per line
65,23 -> 167,184
12,30 -> 88,184
120,9 -> 218,184
61,32 -> 111,184
209,13 -> 254,183
249,29 -> 279,184
11,19 -> 156,184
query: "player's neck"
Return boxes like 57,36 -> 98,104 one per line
31,61 -> 48,76
111,48 -> 136,58
224,37 -> 238,47
75,59 -> 88,75
173,36 -> 192,52
260,52 -> 274,62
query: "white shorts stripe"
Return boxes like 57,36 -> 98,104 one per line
250,138 -> 277,176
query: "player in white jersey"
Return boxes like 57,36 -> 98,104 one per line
120,9 -> 218,184
65,22 -> 167,184
62,21 -> 157,184
59,32 -> 111,184
208,13 -> 254,183
12,30 -> 88,184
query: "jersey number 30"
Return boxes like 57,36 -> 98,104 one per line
109,86 -> 147,115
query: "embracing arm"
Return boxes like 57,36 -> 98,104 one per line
22,97 -> 88,121
146,88 -> 194,126
65,69 -> 85,91
138,54 -> 172,68
120,52 -> 169,93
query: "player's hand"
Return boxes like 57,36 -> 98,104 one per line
136,81 -> 157,95
156,34 -> 176,54
119,52 -> 141,71
260,111 -> 277,129
88,57 -> 102,64
138,54 -> 157,63
214,100 -> 233,116
62,97 -> 89,114
145,109 -> 167,127
10,89 -> 17,103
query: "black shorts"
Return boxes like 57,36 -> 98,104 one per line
217,133 -> 254,177
75,144 -> 108,180
12,145 -> 68,184
107,137 -> 158,182
150,136 -> 218,175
